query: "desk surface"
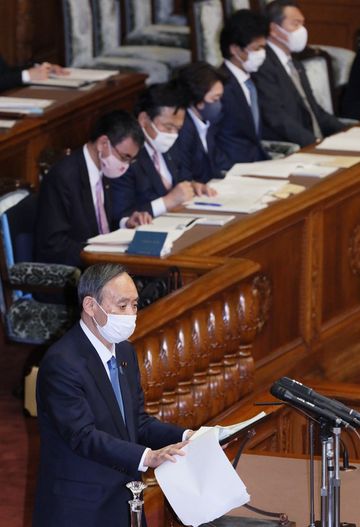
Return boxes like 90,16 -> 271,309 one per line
232,453 -> 360,525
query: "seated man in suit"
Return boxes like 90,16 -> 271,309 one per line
111,81 -> 215,223
341,48 -> 360,120
217,10 -> 270,168
253,0 -> 344,147
34,262 -> 192,527
35,110 -> 150,268
0,55 -> 66,92
176,62 -> 229,180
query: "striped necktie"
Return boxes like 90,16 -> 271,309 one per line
107,356 -> 126,422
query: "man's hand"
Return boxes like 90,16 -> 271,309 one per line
28,62 -> 69,81
192,181 -> 217,197
163,181 -> 194,210
126,211 -> 153,228
144,440 -> 188,468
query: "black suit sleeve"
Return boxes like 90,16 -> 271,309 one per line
341,50 -> 360,119
0,55 -> 25,92
110,166 -> 154,223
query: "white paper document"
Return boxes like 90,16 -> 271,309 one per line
227,158 -> 338,179
283,152 -> 360,168
164,212 -> 235,226
190,411 -> 266,443
30,78 -> 89,89
155,429 -> 250,527
0,119 -> 16,129
316,128 -> 360,152
186,176 -> 286,213
51,68 -> 117,82
0,96 -> 54,114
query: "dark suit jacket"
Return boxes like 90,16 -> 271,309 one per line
35,148 -> 114,267
216,64 -> 268,169
175,111 -> 227,183
33,323 -> 184,527
110,144 -> 184,222
341,49 -> 360,119
253,45 -> 344,147
0,55 -> 25,92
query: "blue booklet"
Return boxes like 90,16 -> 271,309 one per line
126,230 -> 168,257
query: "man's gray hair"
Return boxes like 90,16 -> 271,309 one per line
78,263 -> 128,306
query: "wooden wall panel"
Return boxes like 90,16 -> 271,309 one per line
299,1 -> 360,50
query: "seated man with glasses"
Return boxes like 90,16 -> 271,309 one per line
35,110 -> 150,268
111,81 -> 215,225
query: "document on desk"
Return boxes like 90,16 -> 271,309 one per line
0,119 -> 17,129
30,78 -> 90,89
186,176 -> 286,213
284,152 -> 360,168
227,158 -> 338,179
155,428 -> 250,527
316,128 -> 360,152
51,68 -> 118,82
0,96 -> 54,115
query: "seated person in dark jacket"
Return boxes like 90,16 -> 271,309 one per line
0,55 -> 66,92
176,62 -> 229,181
35,110 -> 149,268
252,0 -> 344,147
111,81 -> 215,224
341,49 -> 360,120
217,10 -> 270,168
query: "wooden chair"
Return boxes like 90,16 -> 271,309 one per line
189,0 -> 225,64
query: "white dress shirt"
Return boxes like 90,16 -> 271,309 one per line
83,144 -> 104,214
267,41 -> 292,76
187,108 -> 210,152
224,59 -> 252,105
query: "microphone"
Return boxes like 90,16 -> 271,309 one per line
270,384 -> 352,428
278,377 -> 360,427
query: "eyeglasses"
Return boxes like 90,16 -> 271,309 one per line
110,143 -> 138,165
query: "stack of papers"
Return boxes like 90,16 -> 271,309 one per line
84,215 -> 201,256
155,428 -> 250,527
52,68 -> 118,82
186,176 -> 290,213
227,157 -> 338,179
0,96 -> 54,115
316,127 -> 360,152
283,152 -> 360,168
0,119 -> 16,129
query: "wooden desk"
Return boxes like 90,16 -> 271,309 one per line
82,159 -> 360,387
0,73 -> 147,187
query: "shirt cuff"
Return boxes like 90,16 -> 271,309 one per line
138,448 -> 150,472
119,217 -> 129,229
22,70 -> 31,83
182,430 -> 191,441
151,197 -> 167,217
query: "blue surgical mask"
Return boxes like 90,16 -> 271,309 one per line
198,100 -> 223,124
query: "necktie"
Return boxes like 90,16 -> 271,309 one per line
151,149 -> 172,191
95,178 -> 110,234
287,58 -> 323,140
245,78 -> 260,136
107,356 -> 126,422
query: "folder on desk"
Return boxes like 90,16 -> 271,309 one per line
0,96 -> 54,115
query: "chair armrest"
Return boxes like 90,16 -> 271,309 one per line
8,262 -> 81,288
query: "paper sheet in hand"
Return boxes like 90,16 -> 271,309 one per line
190,411 -> 266,444
155,429 -> 250,527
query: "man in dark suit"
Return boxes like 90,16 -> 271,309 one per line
35,110 -> 151,267
111,82 -> 215,224
33,263 -> 189,527
341,48 -> 360,120
176,62 -> 229,179
253,0 -> 344,147
217,10 -> 270,168
0,55 -> 66,92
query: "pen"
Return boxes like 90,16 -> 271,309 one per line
194,202 -> 222,207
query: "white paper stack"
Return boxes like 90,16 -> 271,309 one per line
155,428 -> 250,527
51,68 -> 118,82
316,127 -> 360,152
0,96 -> 54,115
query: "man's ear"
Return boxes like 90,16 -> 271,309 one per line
138,111 -> 150,129
270,21 -> 281,39
95,135 -> 110,156
229,43 -> 241,59
82,295 -> 96,317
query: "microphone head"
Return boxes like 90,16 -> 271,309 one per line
270,381 -> 287,401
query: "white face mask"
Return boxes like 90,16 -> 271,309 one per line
144,122 -> 178,154
277,24 -> 308,53
242,48 -> 266,73
93,301 -> 136,344
99,141 -> 130,179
